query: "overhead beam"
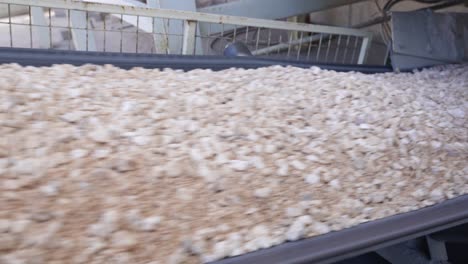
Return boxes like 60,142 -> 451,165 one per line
197,0 -> 366,35
198,0 -> 366,21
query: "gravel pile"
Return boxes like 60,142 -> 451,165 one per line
0,63 -> 467,263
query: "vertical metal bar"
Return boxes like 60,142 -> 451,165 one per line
325,34 -> 332,62
343,35 -> 351,64
357,36 -> 371,64
277,35 -> 282,55
68,9 -> 71,50
136,15 -> 139,53
70,9 -> 95,51
306,36 -> 313,60
296,31 -> 304,60
151,15 -> 155,54
49,8 -> 52,49
245,26 -> 249,43
166,18 -> 170,54
266,29 -> 272,49
29,7 -> 33,48
255,28 -> 261,52
333,35 -> 342,63
85,11 -> 88,51
8,4 -> 13,47
221,23 -> 224,37
233,26 -> 237,40
316,34 -> 324,61
103,14 -> 106,52
194,34 -> 199,55
351,36 -> 359,63
182,20 -> 197,55
120,14 -> 123,53
287,32 -> 293,58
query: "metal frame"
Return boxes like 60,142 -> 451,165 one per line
198,0 -> 366,35
0,0 -> 373,64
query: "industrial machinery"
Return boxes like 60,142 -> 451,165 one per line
0,1 -> 467,264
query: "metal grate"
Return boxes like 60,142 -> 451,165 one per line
0,0 -> 373,64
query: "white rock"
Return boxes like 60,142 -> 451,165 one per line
89,127 -> 111,143
88,210 -> 119,238
254,187 -> 271,198
359,123 -> 371,129
49,152 -> 70,168
93,148 -> 111,159
176,188 -> 193,201
139,216 -> 162,232
286,216 -> 311,241
0,234 -> 18,251
60,111 -> 84,123
430,141 -> 442,149
305,173 -> 320,184
70,149 -> 89,159
67,88 -> 81,98
291,160 -> 306,170
230,160 -> 249,171
245,208 -> 258,215
133,136 -> 150,146
306,155 -> 319,162
310,221 -> 331,234
412,188 -> 426,200
297,215 -> 312,225
39,182 -> 59,196
182,238 -> 205,255
329,179 -> 341,189
10,219 -> 31,233
3,180 -> 20,190
264,144 -> 277,154
370,193 -> 385,203
286,206 -> 304,218
277,164 -> 289,176
0,219 -> 10,233
114,158 -> 137,172
430,188 -> 444,201
447,108 -> 465,119
198,165 -> 218,182
11,158 -> 42,175
111,231 -> 138,249
121,101 -> 135,112
252,225 -> 269,236
249,156 -> 265,169
165,161 -> 183,177
212,241 -> 233,259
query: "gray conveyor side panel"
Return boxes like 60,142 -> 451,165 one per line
0,47 -> 393,73
212,195 -> 468,264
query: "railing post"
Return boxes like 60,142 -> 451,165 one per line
357,35 -> 372,64
182,20 -> 197,55
69,1 -> 96,51
30,7 -> 50,48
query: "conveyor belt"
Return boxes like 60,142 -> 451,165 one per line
0,47 -> 393,73
0,47 -> 466,264
212,195 -> 468,264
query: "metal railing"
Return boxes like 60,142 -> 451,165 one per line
0,0 -> 373,64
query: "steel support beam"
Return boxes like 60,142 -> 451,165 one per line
357,35 -> 372,64
182,20 -> 197,55
198,0 -> 367,34
426,236 -> 449,264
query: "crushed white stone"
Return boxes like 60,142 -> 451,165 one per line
0,63 -> 467,263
